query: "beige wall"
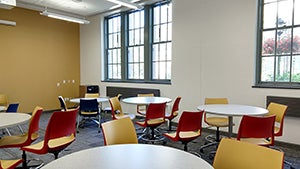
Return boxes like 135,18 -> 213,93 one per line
80,0 -> 300,144
0,8 -> 80,112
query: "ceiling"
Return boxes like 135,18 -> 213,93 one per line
15,0 -> 119,17
15,0 -> 158,17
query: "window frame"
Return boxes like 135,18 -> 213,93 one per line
103,1 -> 172,84
255,0 -> 300,89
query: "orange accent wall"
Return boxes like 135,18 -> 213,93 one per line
0,7 -> 80,112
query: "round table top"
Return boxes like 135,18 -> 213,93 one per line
69,97 -> 109,103
197,104 -> 268,116
122,97 -> 172,105
0,112 -> 31,129
42,144 -> 213,169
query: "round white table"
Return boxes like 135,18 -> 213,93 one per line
0,112 -> 31,129
41,144 -> 213,169
69,97 -> 109,104
122,96 -> 172,105
197,104 -> 268,138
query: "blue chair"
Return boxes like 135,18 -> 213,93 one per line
77,99 -> 101,133
6,103 -> 19,112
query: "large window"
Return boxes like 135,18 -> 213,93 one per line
104,1 -> 172,83
256,0 -> 300,88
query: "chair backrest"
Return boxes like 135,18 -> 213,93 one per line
213,138 -> 284,169
205,98 -> 228,104
266,102 -> 288,136
237,115 -> 275,146
145,102 -> 166,121
101,117 -> 138,145
26,106 -> 43,145
204,98 -> 228,122
174,111 -> 204,139
169,96 -> 181,117
79,99 -> 99,114
6,103 -> 19,112
109,96 -> 124,119
137,93 -> 154,112
58,96 -> 67,111
0,94 -> 8,107
84,93 -> 99,98
43,108 -> 78,148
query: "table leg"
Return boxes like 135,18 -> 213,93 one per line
228,116 -> 233,138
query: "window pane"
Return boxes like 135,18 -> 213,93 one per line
275,56 -> 290,82
277,0 -> 293,27
167,43 -> 172,60
262,30 -> 276,55
153,25 -> 160,42
161,5 -> 168,23
161,24 -> 167,42
153,62 -> 158,79
153,6 -> 160,25
168,23 -> 172,41
263,2 -> 277,29
261,56 -> 275,81
292,55 -> 300,82
128,47 -> 133,62
293,28 -> 300,54
153,44 -> 159,61
295,0 -> 300,25
277,28 -> 292,55
129,30 -> 134,46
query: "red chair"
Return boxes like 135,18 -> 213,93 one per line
164,111 -> 204,151
0,106 -> 43,168
0,159 -> 23,169
165,96 -> 181,131
237,115 -> 275,146
136,102 -> 166,142
21,108 -> 79,168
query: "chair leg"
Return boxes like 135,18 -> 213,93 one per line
22,150 -> 27,169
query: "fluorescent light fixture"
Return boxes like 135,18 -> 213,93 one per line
0,19 -> 16,26
40,10 -> 90,24
107,0 -> 143,10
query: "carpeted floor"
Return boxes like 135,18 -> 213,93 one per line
1,111 -> 300,169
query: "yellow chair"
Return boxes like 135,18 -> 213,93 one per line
136,93 -> 154,116
213,138 -> 284,169
0,94 -> 8,111
109,96 -> 135,120
101,117 -> 138,145
266,102 -> 287,137
266,102 -> 295,168
200,98 -> 229,153
0,159 -> 23,169
84,93 -> 99,98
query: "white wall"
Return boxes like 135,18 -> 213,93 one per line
80,0 -> 300,145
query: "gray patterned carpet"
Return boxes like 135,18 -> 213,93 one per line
1,111 -> 299,169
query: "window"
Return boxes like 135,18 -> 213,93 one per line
256,0 -> 300,88
104,1 -> 172,83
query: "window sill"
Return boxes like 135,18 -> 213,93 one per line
252,84 -> 300,89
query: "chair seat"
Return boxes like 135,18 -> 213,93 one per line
1,159 -> 23,169
115,113 -> 136,120
0,133 -> 38,147
81,111 -> 99,115
23,134 -> 75,153
136,118 -> 164,126
206,117 -> 229,127
165,111 -> 178,119
165,130 -> 201,140
238,138 -> 272,146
